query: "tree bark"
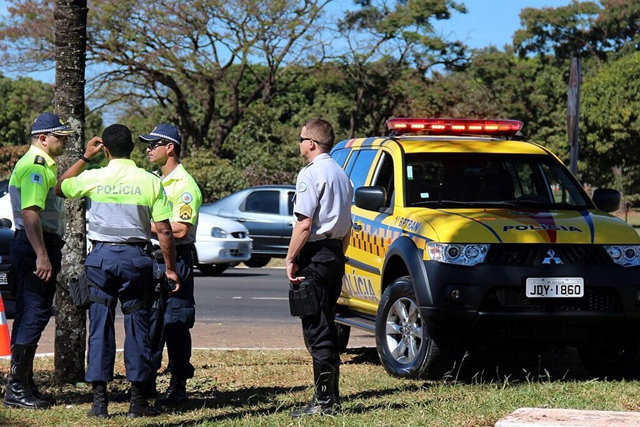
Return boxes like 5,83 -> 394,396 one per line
53,0 -> 88,385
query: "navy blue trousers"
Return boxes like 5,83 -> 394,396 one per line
10,236 -> 62,346
84,243 -> 154,383
149,245 -> 195,379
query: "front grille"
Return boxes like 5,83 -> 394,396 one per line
485,244 -> 611,267
231,232 -> 247,239
481,286 -> 622,313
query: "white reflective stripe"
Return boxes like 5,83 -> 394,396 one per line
149,132 -> 180,144
0,311 -> 6,325
10,185 -> 64,236
88,202 -> 151,242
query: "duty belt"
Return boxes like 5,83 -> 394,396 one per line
91,240 -> 148,249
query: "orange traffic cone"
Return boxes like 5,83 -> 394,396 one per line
0,294 -> 10,356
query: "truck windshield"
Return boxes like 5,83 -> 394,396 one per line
404,153 -> 592,209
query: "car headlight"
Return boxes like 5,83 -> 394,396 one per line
604,245 -> 640,267
211,227 -> 228,238
427,243 -> 489,266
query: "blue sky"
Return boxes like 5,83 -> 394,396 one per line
0,0 -> 573,82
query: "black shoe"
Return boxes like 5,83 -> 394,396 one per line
24,345 -> 55,405
290,362 -> 340,418
3,344 -> 50,410
155,376 -> 187,406
86,382 -> 108,419
128,402 -> 160,418
290,398 -> 340,418
128,381 -> 159,418
87,403 -> 109,419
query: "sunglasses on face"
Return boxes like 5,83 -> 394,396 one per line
298,136 -> 315,144
147,141 -> 171,150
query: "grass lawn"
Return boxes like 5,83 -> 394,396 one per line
1,347 -> 640,426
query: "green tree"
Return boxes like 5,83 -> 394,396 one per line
581,52 -> 640,201
0,0 -> 334,155
0,75 -> 54,146
337,0 -> 467,137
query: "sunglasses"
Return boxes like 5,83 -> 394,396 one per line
147,141 -> 171,150
298,136 -> 316,144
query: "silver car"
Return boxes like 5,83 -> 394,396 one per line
200,185 -> 296,267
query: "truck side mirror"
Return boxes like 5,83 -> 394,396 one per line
355,186 -> 387,212
592,188 -> 621,212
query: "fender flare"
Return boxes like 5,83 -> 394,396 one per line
383,236 -> 433,307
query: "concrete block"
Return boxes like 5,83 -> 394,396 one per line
496,407 -> 640,426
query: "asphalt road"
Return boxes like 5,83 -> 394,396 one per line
19,266 -> 376,353
193,266 -> 295,324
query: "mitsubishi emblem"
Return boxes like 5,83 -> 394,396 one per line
542,249 -> 563,265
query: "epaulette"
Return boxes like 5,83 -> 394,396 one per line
34,155 -> 46,166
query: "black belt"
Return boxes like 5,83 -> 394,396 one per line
92,240 -> 147,248
305,239 -> 342,249
15,229 -> 65,249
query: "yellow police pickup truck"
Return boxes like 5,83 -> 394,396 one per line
330,118 -> 640,380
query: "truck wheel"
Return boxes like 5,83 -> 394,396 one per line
336,323 -> 351,353
375,276 -> 453,380
577,332 -> 640,379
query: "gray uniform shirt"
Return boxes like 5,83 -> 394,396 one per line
293,153 -> 353,242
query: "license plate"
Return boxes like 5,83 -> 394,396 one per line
526,277 -> 584,298
0,272 -> 7,285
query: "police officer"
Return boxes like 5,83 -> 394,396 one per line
55,124 -> 180,419
287,119 -> 353,418
138,124 -> 202,405
3,113 -> 71,410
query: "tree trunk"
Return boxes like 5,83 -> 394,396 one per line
53,0 -> 88,385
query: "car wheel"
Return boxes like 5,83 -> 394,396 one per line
375,276 -> 454,380
577,331 -> 640,379
336,323 -> 351,353
197,263 -> 229,276
244,257 -> 271,268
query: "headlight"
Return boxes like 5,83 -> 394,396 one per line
604,245 -> 640,267
211,227 -> 228,238
427,243 -> 489,266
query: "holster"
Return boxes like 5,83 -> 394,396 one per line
289,277 -> 320,318
69,275 -> 91,310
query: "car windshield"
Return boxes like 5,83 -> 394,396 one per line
404,153 -> 592,209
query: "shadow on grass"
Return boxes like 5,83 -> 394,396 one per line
341,346 -> 602,384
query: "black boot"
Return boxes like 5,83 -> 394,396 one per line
128,381 -> 159,418
3,344 -> 50,409
86,382 -> 108,418
25,345 -> 55,405
155,375 -> 187,406
143,375 -> 157,400
290,362 -> 340,418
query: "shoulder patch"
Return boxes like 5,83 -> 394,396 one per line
297,182 -> 307,193
30,173 -> 43,185
179,205 -> 193,220
34,155 -> 46,166
181,192 -> 193,204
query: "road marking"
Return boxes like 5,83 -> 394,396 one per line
251,297 -> 288,300
232,296 -> 242,299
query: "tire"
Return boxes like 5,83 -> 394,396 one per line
336,323 -> 351,353
577,331 -> 640,379
244,257 -> 271,268
197,263 -> 229,276
375,276 -> 453,380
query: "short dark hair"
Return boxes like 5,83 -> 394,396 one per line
303,118 -> 335,152
170,140 -> 181,159
102,124 -> 133,158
